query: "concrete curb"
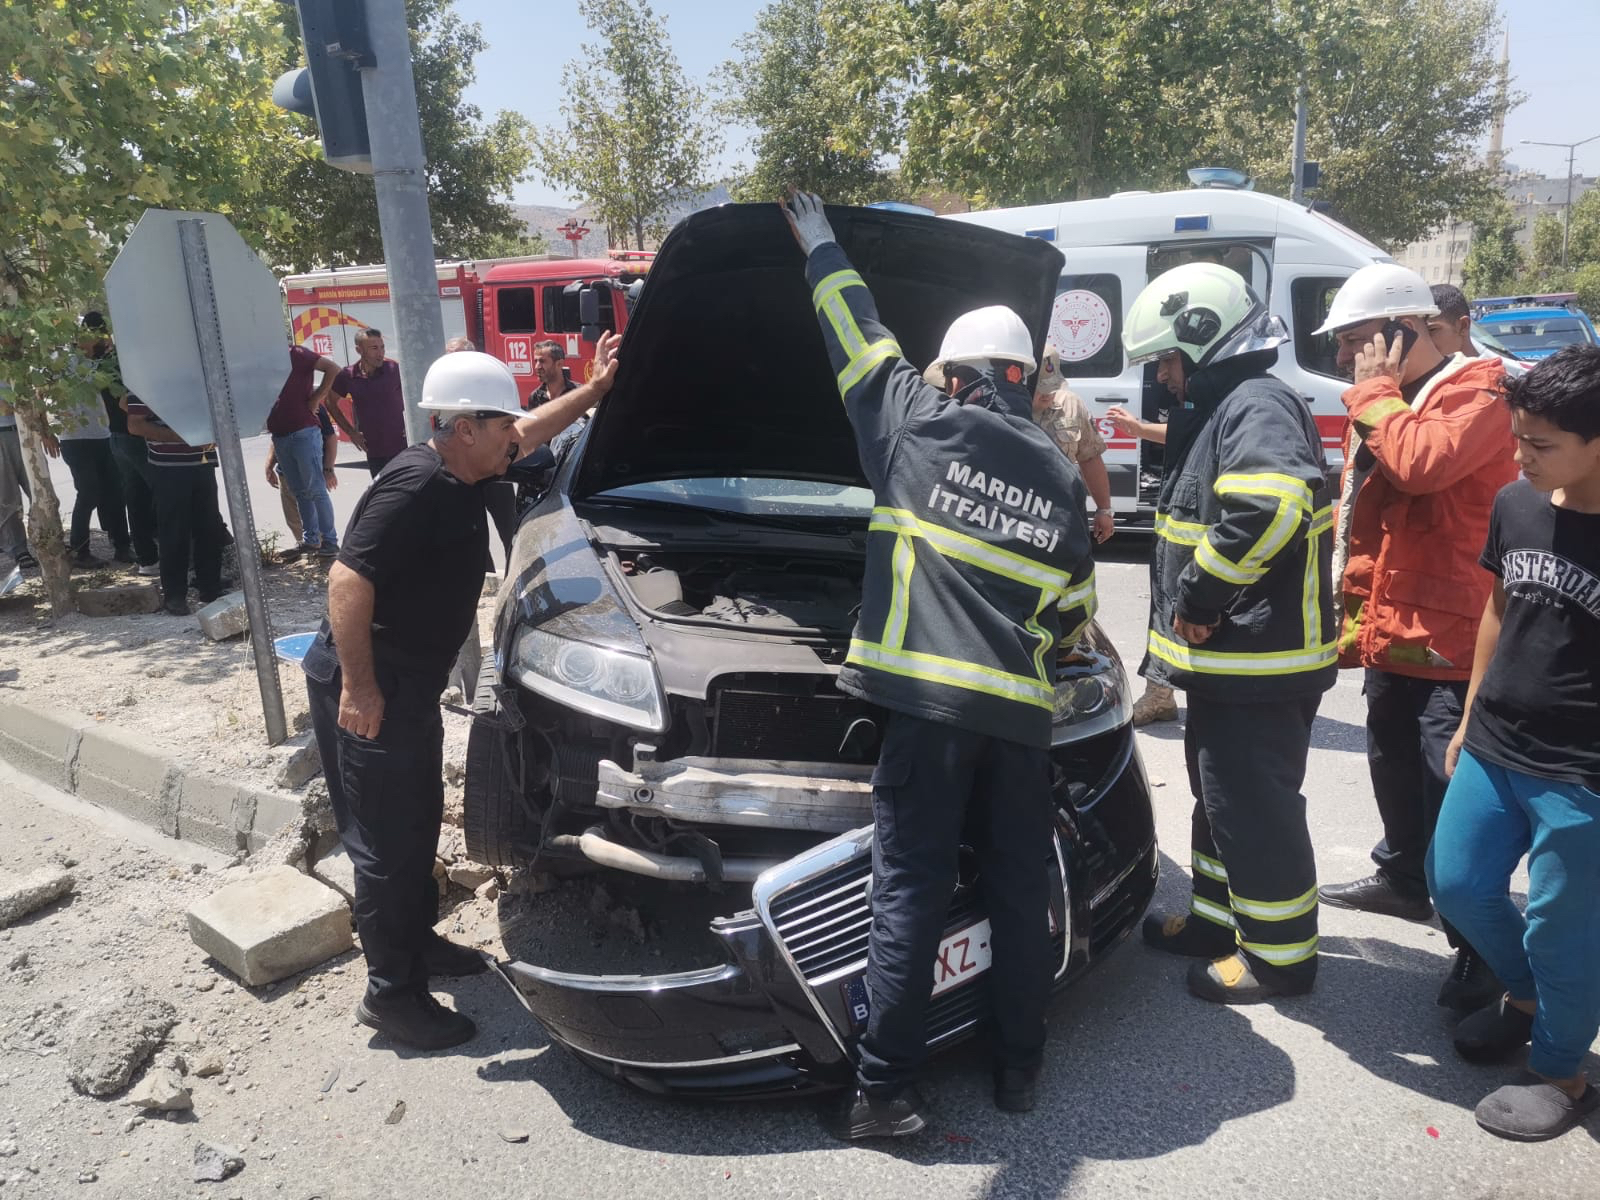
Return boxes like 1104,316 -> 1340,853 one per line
0,698 -> 303,855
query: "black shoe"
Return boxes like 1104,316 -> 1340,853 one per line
1142,911 -> 1236,958
1438,948 -> 1503,1013
112,546 -> 135,564
1453,994 -> 1533,1064
994,1065 -> 1040,1113
69,546 -> 99,568
15,551 -> 38,571
195,590 -> 223,605
161,598 -> 190,617
822,1085 -> 928,1141
1318,874 -> 1434,922
355,990 -> 476,1051
1187,952 -> 1314,1006
421,934 -> 488,977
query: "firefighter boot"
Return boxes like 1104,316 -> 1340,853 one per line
1187,952 -> 1314,1005
1131,684 -> 1179,726
1142,912 -> 1235,959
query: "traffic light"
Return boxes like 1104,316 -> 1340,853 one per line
272,0 -> 373,174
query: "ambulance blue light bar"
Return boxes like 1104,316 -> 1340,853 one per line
1174,215 -> 1211,232
1024,227 -> 1056,240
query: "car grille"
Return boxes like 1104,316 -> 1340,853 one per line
709,683 -> 879,764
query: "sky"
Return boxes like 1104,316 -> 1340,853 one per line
455,0 -> 1598,210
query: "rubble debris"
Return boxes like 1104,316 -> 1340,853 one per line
74,583 -> 161,618
65,987 -> 178,1097
273,743 -> 323,791
195,592 -> 249,641
384,1100 -> 406,1125
193,1055 -> 225,1079
318,1067 -> 340,1094
446,862 -> 495,892
309,848 -> 355,904
186,866 -> 351,987
192,1141 -> 244,1183
0,868 -> 75,929
123,1068 -> 193,1113
497,1128 -> 530,1144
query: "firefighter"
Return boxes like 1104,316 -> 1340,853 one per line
780,192 -> 1097,1138
1129,263 -> 1337,1003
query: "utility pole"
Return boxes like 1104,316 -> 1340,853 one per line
1522,132 -> 1600,272
1291,74 -> 1308,205
361,0 -> 444,446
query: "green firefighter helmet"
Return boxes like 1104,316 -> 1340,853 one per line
1122,262 -> 1268,369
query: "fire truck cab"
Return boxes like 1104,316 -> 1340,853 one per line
948,184 -> 1393,522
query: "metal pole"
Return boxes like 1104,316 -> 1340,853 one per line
176,219 -> 288,747
360,0 -> 444,447
1291,75 -> 1308,205
1562,144 -> 1574,272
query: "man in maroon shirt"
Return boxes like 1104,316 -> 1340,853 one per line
266,343 -> 340,555
328,329 -> 408,476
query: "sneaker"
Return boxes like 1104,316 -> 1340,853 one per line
315,541 -> 340,558
136,562 -> 160,577
1187,952 -> 1314,1005
1142,911 -> 1236,958
993,1065 -> 1041,1113
15,551 -> 38,571
1131,684 -> 1179,726
822,1085 -> 928,1141
421,934 -> 488,978
112,546 -> 135,564
1453,994 -> 1534,1064
276,545 -> 307,564
1317,874 -> 1434,922
1438,947 -> 1503,1013
355,989 -> 476,1051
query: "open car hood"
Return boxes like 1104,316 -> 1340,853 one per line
571,204 -> 1066,497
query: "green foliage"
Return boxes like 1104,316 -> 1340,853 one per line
0,0 -> 298,421
1510,190 -> 1600,311
814,0 -> 1505,246
1462,194 -> 1525,297
1529,213 -> 1566,273
535,0 -> 721,250
258,0 -> 534,273
471,230 -> 551,260
720,0 -> 897,204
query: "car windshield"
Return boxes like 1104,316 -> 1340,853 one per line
1482,317 -> 1594,351
1470,322 -> 1521,359
590,477 -> 875,518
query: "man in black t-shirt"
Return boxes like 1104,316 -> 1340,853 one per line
303,336 -> 619,1052
1427,345 -> 1600,1143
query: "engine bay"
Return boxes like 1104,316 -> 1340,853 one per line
612,549 -> 864,635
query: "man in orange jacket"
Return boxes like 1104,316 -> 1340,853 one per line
1314,265 -> 1517,1013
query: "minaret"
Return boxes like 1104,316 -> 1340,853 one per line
1487,31 -> 1509,175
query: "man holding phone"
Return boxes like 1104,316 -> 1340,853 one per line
1313,264 -> 1517,1014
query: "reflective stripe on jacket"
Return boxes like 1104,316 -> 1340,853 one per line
1333,354 -> 1515,680
804,242 -> 1097,748
1143,360 -> 1337,700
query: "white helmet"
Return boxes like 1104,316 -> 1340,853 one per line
937,305 -> 1036,373
418,351 -> 521,415
1313,263 -> 1439,336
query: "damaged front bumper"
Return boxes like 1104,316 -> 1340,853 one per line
491,724 -> 1158,1098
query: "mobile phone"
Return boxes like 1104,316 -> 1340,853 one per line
1381,318 -> 1419,361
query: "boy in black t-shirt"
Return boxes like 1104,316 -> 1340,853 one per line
1427,345 -> 1600,1142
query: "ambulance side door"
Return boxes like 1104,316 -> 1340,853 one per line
1046,248 -> 1149,519
1270,269 -> 1356,474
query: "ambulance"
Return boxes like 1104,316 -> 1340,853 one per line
282,253 -> 650,410
947,177 -> 1394,522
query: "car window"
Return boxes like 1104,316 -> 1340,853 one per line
544,285 -> 616,335
1049,274 -> 1122,378
1291,276 -> 1347,380
497,286 -> 537,334
1481,317 -> 1595,351
592,478 -> 875,517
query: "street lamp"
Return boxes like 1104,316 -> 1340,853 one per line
1521,132 -> 1600,271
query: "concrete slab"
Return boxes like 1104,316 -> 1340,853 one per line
310,846 -> 355,904
73,723 -> 177,837
0,867 -> 75,927
75,583 -> 161,618
195,591 -> 248,641
0,699 -> 83,793
174,774 -> 253,854
245,789 -> 303,854
186,865 -> 351,986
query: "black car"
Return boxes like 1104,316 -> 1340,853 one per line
465,203 -> 1157,1098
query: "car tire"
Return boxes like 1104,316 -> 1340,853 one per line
463,651 -> 540,870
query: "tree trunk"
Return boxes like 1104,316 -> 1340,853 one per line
13,399 -> 71,615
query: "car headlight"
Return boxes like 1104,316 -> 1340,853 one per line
510,627 -> 667,733
1052,624 -> 1132,745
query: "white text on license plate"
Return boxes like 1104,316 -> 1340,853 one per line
931,919 -> 992,997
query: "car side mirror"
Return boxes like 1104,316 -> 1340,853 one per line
578,286 -> 601,344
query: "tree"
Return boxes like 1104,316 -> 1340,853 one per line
1462,194 -> 1524,298
258,0 -> 535,273
721,0 -> 896,204
0,0 -> 298,612
1529,213 -> 1566,275
535,0 -> 720,250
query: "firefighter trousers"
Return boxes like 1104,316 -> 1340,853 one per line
856,712 -> 1055,1095
1183,695 -> 1322,986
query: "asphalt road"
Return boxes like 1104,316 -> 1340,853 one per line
7,509 -> 1597,1197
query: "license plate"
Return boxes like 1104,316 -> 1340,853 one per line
930,919 -> 992,997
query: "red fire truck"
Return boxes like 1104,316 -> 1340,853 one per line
282,253 -> 650,410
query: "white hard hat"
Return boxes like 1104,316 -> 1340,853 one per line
937,305 -> 1036,373
1313,263 -> 1439,336
417,351 -> 521,415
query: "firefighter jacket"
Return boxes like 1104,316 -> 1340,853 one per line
804,242 -> 1097,749
1143,351 -> 1337,700
1333,354 -> 1515,680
